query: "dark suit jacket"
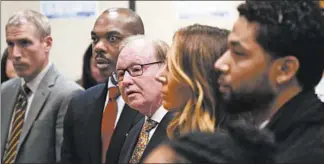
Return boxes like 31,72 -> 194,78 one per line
265,90 -> 324,164
61,82 -> 143,164
118,112 -> 174,163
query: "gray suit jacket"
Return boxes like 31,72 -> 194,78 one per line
1,65 -> 83,163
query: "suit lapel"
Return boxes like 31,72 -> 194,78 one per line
110,104 -> 140,143
87,84 -> 107,164
17,65 -> 58,152
140,112 -> 174,162
105,104 -> 143,164
122,119 -> 144,163
1,80 -> 21,157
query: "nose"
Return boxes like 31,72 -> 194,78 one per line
155,66 -> 167,84
214,50 -> 230,74
11,45 -> 22,59
93,40 -> 106,57
121,71 -> 133,87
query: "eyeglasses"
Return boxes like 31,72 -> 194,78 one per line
113,61 -> 164,82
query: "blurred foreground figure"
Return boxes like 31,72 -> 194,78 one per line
145,121 -> 276,163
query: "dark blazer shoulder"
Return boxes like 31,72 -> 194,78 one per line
105,105 -> 143,164
118,118 -> 145,163
69,83 -> 106,109
76,83 -> 106,99
62,83 -> 108,164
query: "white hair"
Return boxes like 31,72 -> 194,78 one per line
119,34 -> 146,51
119,35 -> 169,62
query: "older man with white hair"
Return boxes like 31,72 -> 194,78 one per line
116,35 -> 174,163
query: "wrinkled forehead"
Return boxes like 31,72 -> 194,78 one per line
6,23 -> 39,39
118,40 -> 156,65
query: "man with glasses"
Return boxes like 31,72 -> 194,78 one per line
115,35 -> 174,164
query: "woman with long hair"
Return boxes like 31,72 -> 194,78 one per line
155,24 -> 229,138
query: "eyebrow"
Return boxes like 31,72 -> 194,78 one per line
91,30 -> 122,37
119,60 -> 145,70
229,40 -> 242,48
229,40 -> 250,53
6,37 -> 31,43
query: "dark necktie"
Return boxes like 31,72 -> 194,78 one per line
3,84 -> 31,164
129,118 -> 158,163
101,86 -> 120,163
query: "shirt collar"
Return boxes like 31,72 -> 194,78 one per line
107,77 -> 117,89
22,62 -> 52,93
315,77 -> 324,95
146,106 -> 168,124
259,119 -> 270,129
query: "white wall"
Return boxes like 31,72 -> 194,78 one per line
1,1 -> 242,81
137,1 -> 242,44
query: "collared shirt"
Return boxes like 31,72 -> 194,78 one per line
315,77 -> 324,102
6,62 -> 52,149
259,119 -> 270,129
22,62 -> 52,119
103,77 -> 126,128
145,106 -> 168,141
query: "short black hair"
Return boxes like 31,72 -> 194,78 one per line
237,1 -> 324,90
166,121 -> 276,163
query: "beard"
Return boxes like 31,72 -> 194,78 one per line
221,75 -> 276,115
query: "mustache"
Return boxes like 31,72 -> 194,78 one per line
94,50 -> 108,59
217,75 -> 226,84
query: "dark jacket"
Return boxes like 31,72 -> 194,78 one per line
61,82 -> 143,164
265,90 -> 324,163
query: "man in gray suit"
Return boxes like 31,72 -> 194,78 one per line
1,10 -> 83,163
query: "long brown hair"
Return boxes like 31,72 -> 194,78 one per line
167,24 -> 229,138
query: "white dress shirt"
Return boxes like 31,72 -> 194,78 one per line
145,106 -> 168,141
315,77 -> 324,102
103,77 -> 126,128
259,119 -> 270,129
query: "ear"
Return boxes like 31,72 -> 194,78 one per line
274,56 -> 299,85
43,36 -> 53,53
